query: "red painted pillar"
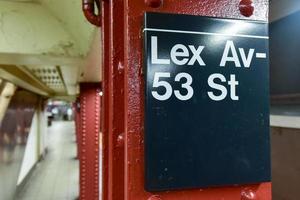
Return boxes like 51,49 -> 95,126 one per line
107,0 -> 125,200
101,0 -> 110,199
122,1 -> 271,200
79,83 -> 101,200
101,1 -> 125,199
100,0 -> 271,200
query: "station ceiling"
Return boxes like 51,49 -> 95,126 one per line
0,0 -> 299,99
0,0 -> 101,99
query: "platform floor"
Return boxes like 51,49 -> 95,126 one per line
15,121 -> 79,200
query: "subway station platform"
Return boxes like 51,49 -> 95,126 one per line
1,0 -> 300,200
15,121 -> 78,200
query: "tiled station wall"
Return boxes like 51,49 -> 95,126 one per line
0,88 -> 45,200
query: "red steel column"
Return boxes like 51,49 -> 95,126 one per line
101,0 -> 110,199
101,0 -> 125,199
123,1 -> 271,200
99,0 -> 271,199
107,0 -> 125,200
79,83 -> 101,200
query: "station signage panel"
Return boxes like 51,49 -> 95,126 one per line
144,12 -> 270,191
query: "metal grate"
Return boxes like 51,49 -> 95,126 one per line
28,66 -> 66,93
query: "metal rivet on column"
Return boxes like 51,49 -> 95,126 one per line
241,188 -> 257,200
117,133 -> 124,147
145,0 -> 162,8
148,195 -> 162,200
239,0 -> 254,17
118,61 -> 124,74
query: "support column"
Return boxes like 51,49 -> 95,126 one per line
99,0 -> 271,199
79,83 -> 101,200
101,1 -> 110,199
122,1 -> 271,200
108,1 -> 125,200
101,1 -> 125,199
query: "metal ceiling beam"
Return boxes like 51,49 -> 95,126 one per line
0,65 -> 54,96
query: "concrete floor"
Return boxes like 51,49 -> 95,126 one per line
15,121 -> 79,200
0,145 -> 26,200
13,118 -> 300,200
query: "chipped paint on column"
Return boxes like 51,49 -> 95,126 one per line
123,0 -> 270,200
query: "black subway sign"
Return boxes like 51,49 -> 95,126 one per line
144,12 -> 270,191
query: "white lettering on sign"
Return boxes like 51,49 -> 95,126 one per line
151,72 -> 194,101
220,40 -> 241,67
207,74 -> 228,101
256,53 -> 267,58
188,45 -> 206,66
151,36 -> 206,66
220,40 -> 255,68
207,74 -> 239,101
174,73 -> 194,101
228,74 -> 239,101
239,48 -> 255,68
171,44 -> 189,65
151,36 -> 170,64
149,35 -> 267,102
151,72 -> 172,101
